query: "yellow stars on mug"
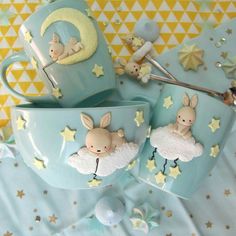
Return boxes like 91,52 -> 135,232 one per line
33,157 -> 46,170
31,57 -> 38,69
88,178 -> 102,187
16,115 -> 26,130
134,110 -> 144,127
52,87 -> 63,99
16,190 -> 25,199
208,118 -> 220,133
24,30 -> 33,43
146,159 -> 156,172
205,221 -> 213,229
3,231 -> 13,236
169,166 -> 181,179
60,126 -> 77,142
48,214 -> 58,224
155,171 -> 166,184
163,96 -> 173,109
92,64 -> 104,77
210,144 -> 220,158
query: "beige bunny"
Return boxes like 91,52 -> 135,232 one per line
169,93 -> 198,139
81,113 -> 126,157
122,33 -> 145,51
49,33 -> 83,61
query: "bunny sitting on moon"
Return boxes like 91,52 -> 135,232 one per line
68,112 -> 139,185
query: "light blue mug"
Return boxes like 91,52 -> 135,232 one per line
0,0 -> 116,107
11,100 -> 150,189
138,84 -> 235,199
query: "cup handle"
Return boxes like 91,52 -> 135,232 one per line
0,51 -> 57,105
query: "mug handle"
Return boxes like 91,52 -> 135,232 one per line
0,51 -> 57,105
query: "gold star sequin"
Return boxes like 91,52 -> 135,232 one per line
33,157 -> 46,170
16,190 -> 25,199
210,144 -> 220,158
60,126 -> 76,142
146,159 -> 156,172
155,171 -> 166,184
226,28 -> 232,35
205,221 -> 213,228
16,115 -> 26,130
220,52 -> 228,59
163,96 -> 173,109
133,37 -> 143,47
48,214 -> 58,224
3,231 -> 13,236
208,118 -> 220,133
52,87 -> 63,99
224,189 -> 231,196
31,57 -> 38,69
126,160 -> 137,170
85,8 -> 93,18
134,110 -> 145,127
88,178 -> 102,187
24,30 -> 33,43
169,166 -> 181,179
92,64 -> 104,77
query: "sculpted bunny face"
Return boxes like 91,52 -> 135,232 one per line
125,62 -> 140,77
176,94 -> 198,127
81,113 -> 112,156
49,33 -> 64,60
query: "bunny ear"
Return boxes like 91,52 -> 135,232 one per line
190,95 -> 198,108
80,113 -> 94,130
52,33 -> 60,43
183,93 -> 190,106
100,112 -> 111,128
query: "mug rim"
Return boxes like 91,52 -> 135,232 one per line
162,84 -> 235,114
12,100 -> 150,111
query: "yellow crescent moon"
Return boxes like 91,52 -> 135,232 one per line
40,8 -> 98,65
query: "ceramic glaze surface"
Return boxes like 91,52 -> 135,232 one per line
11,101 -> 150,189
138,84 -> 235,199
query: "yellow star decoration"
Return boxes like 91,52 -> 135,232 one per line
48,214 -> 58,224
133,37 -> 144,47
224,189 -> 231,196
210,144 -> 220,158
85,8 -> 93,18
16,116 -> 26,130
134,110 -> 145,127
24,30 -> 33,43
208,118 -> 220,133
169,166 -> 181,179
146,159 -> 156,172
205,221 -> 213,228
31,57 -> 38,69
92,64 -> 104,77
60,126 -> 77,142
155,171 -> 166,184
3,231 -> 13,236
16,190 -> 25,199
33,157 -> 46,170
52,87 -> 63,99
126,160 -> 137,170
88,178 -> 102,187
163,96 -> 173,109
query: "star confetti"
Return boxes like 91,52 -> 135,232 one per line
155,171 -> 166,184
208,118 -> 220,133
31,57 -> 38,69
169,166 -> 181,179
16,190 -> 25,199
52,87 -> 63,99
163,96 -> 173,109
224,189 -> 231,196
146,159 -> 156,172
33,157 -> 47,170
205,221 -> 213,228
92,64 -> 104,77
48,214 -> 58,224
60,126 -> 77,142
88,178 -> 102,187
210,144 -> 220,158
3,231 -> 13,236
134,110 -> 145,127
24,30 -> 33,43
16,116 -> 26,130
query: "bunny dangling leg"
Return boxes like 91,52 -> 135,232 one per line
173,158 -> 179,168
162,159 -> 168,174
